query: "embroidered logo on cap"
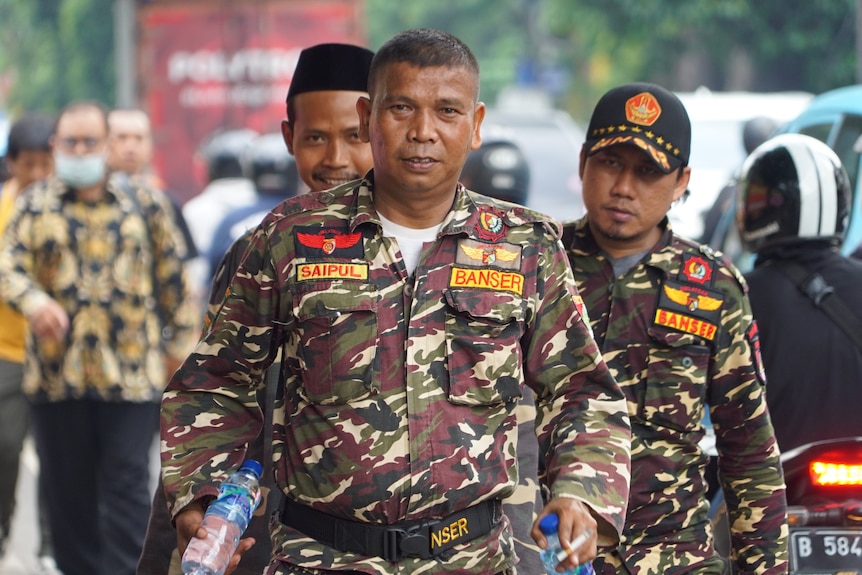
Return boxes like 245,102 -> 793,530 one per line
625,92 -> 662,126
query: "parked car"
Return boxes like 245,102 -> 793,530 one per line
479,107 -> 586,222
709,85 -> 862,269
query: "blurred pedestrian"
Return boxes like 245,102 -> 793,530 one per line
161,29 -> 631,575
0,112 -> 58,573
107,108 -> 198,263
738,133 -> 862,452
0,100 -> 198,575
562,82 -> 788,574
182,129 -> 258,303
206,133 -> 299,280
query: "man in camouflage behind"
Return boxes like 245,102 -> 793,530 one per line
562,83 -> 788,574
161,28 -> 632,575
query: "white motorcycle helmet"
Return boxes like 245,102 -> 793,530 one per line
737,133 -> 851,253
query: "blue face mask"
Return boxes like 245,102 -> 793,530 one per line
54,152 -> 107,189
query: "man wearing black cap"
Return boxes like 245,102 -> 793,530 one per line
562,83 -> 788,574
137,42 -> 376,575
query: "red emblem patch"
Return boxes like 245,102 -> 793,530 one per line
477,209 -> 506,242
625,92 -> 661,126
747,322 -> 767,385
682,255 -> 712,285
297,229 -> 362,255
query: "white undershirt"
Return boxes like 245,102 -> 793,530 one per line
378,213 -> 441,275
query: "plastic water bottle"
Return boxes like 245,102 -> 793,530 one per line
181,460 -> 263,575
539,513 -> 596,575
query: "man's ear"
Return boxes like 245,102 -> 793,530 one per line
470,102 -> 485,151
357,96 -> 372,143
673,166 -> 692,202
281,120 -> 294,155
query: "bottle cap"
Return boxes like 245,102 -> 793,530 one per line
239,460 -> 263,478
538,513 -> 560,535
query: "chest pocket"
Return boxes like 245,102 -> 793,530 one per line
292,282 -> 379,405
642,326 -> 711,432
443,289 -> 525,407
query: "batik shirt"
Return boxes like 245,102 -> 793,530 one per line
0,174 -> 198,403
563,217 -> 788,575
161,178 -> 632,574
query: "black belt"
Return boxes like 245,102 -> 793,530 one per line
280,497 -> 501,562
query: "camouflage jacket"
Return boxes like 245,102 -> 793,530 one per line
161,178 -> 632,574
562,217 -> 788,575
0,174 -> 198,403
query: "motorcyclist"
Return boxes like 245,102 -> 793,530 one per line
738,132 -> 862,452
459,136 -> 530,205
206,132 -> 299,279
181,128 -> 258,301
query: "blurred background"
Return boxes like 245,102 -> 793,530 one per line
0,0 -> 861,222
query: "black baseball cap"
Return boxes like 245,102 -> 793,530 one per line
585,82 -> 691,173
286,43 -> 374,102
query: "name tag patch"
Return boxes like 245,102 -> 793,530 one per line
430,517 -> 469,550
449,266 -> 524,295
297,263 -> 368,281
654,309 -> 718,340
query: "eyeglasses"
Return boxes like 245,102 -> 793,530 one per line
57,136 -> 103,151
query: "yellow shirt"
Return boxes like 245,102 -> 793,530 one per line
0,180 -> 27,363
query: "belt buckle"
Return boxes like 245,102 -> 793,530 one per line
382,521 -> 435,562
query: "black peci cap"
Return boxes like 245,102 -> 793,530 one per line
286,43 -> 374,102
585,82 -> 691,173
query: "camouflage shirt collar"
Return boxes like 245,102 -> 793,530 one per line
350,175 -> 558,240
573,215 -> 678,271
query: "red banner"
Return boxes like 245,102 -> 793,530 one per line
137,0 -> 365,204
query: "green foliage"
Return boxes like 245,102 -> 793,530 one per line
0,0 -> 115,115
0,0 -> 858,122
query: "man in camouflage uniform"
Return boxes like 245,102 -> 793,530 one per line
161,29 -> 632,575
562,83 -> 788,574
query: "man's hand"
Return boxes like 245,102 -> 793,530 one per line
175,500 -> 256,574
28,298 -> 69,342
532,498 -> 598,572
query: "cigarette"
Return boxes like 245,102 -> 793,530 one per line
555,529 -> 593,563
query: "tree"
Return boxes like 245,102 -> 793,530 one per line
0,0 -> 116,114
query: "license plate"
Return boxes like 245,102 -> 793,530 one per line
790,529 -> 862,572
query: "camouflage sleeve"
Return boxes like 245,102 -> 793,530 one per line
708,266 -> 789,574
526,232 -> 631,545
144,187 -> 200,358
202,229 -> 254,335
160,224 -> 277,517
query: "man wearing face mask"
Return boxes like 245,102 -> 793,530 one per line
0,100 -> 199,575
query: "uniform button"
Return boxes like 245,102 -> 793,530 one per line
681,356 -> 693,368
607,282 -> 614,293
404,284 -> 414,298
490,326 -> 504,337
318,192 -> 334,204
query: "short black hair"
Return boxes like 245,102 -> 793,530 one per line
7,113 -> 55,160
368,29 -> 480,100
